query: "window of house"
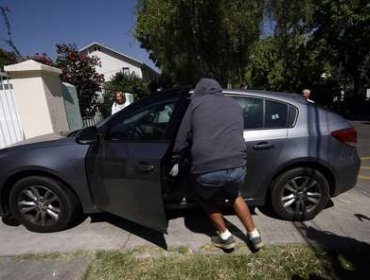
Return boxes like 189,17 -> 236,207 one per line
108,101 -> 176,141
122,67 -> 130,75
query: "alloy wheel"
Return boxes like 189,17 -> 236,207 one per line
281,176 -> 321,215
17,185 -> 61,226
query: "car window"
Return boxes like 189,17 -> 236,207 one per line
232,97 -> 263,129
108,101 -> 176,141
265,100 -> 288,128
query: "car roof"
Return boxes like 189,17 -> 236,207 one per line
171,88 -> 307,106
223,89 -> 306,105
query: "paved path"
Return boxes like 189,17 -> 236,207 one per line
0,186 -> 369,255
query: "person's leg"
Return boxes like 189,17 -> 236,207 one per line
227,167 -> 264,250
233,196 -> 255,232
233,196 -> 263,250
195,171 -> 235,249
196,171 -> 229,233
203,202 -> 227,232
203,201 -> 235,249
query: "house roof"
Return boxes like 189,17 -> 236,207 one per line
79,42 -> 158,73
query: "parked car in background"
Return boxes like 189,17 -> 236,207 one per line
0,88 -> 361,233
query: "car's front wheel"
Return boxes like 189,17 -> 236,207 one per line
271,167 -> 329,220
9,176 -> 81,232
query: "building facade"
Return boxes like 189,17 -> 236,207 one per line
80,42 -> 159,82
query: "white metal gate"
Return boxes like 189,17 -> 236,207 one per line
0,72 -> 24,149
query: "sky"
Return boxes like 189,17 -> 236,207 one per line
0,0 -> 157,69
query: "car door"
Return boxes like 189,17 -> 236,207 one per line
230,96 -> 291,202
86,92 -> 188,233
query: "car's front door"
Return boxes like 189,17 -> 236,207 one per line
86,93 -> 187,232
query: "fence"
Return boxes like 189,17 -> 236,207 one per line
0,72 -> 24,149
81,103 -> 111,127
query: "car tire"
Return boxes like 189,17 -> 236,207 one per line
9,176 -> 81,232
271,167 -> 329,221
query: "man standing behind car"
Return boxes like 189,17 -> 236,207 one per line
170,78 -> 263,251
302,88 -> 314,103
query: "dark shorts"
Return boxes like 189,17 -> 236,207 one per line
194,166 -> 246,202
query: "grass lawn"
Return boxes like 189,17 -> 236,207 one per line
16,243 -> 369,279
82,245 -> 333,280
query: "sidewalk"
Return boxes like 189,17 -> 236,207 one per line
0,256 -> 91,280
1,187 -> 369,279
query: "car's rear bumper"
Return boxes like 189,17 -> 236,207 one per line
332,152 -> 361,197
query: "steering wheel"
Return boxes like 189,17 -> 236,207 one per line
133,124 -> 145,137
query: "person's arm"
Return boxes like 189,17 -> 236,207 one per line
111,103 -> 117,115
169,105 -> 192,177
172,105 -> 192,161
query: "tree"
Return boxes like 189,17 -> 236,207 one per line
310,0 -> 370,97
105,72 -> 150,102
0,48 -> 17,70
245,34 -> 331,93
55,43 -> 104,115
252,1 -> 318,91
265,0 -> 314,37
135,0 -> 263,87
0,5 -> 21,57
28,53 -> 54,66
0,5 -> 21,70
262,0 -> 370,98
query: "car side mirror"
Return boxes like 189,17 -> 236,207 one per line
75,126 -> 98,145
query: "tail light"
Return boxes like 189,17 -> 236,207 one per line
331,127 -> 357,147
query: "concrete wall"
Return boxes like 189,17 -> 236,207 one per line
88,49 -> 142,81
4,60 -> 69,139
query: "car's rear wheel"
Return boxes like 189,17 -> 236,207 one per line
271,167 -> 329,220
9,176 -> 81,232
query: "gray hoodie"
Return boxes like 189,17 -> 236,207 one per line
173,78 -> 247,174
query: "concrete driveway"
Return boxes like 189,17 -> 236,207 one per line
0,122 -> 369,256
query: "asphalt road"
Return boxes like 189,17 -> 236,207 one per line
0,121 -> 369,256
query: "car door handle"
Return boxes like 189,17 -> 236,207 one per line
253,142 -> 274,150
136,162 -> 155,172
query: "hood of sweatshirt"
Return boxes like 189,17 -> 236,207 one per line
193,78 -> 223,98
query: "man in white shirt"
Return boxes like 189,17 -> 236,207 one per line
302,89 -> 315,103
111,91 -> 130,115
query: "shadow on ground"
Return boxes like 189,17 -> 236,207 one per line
179,208 -> 246,240
90,213 -> 168,249
169,207 -> 259,252
89,207 -> 258,252
292,223 -> 370,280
354,213 -> 370,222
257,200 -> 335,221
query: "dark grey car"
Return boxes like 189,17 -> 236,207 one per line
0,88 -> 361,233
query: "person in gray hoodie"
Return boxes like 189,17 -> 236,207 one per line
170,78 -> 263,251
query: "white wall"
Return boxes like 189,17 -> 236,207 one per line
10,74 -> 54,138
89,50 -> 142,81
5,60 -> 69,139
